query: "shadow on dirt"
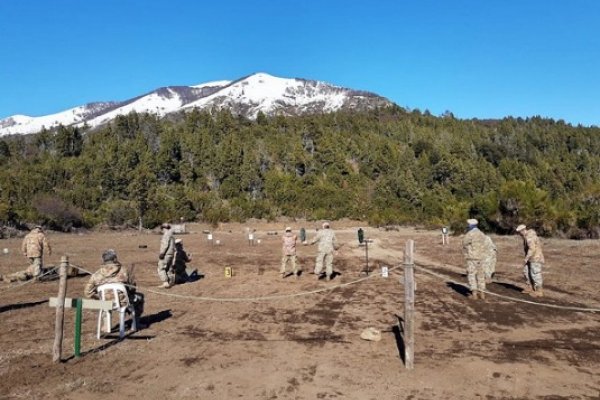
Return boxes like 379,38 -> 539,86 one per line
67,333 -> 157,361
446,282 -> 471,297
140,309 -> 172,328
0,299 -> 47,314
392,315 -> 406,365
492,281 -> 524,293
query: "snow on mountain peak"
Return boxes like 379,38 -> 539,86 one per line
0,73 -> 392,136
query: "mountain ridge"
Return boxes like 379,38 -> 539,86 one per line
0,73 -> 393,136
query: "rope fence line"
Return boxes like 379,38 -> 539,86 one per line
3,257 -> 600,312
142,265 -> 401,302
66,263 -> 402,303
412,262 -> 600,313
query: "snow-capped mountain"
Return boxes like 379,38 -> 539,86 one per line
0,73 -> 393,136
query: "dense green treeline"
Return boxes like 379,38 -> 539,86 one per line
0,106 -> 599,237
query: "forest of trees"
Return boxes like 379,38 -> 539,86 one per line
0,106 -> 598,238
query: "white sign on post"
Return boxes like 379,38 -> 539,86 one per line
207,234 -> 213,241
381,266 -> 389,278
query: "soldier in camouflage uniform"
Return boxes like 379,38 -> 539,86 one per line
306,222 -> 338,281
84,249 -> 144,318
281,227 -> 299,278
482,234 -> 497,284
85,249 -> 135,298
2,226 -> 52,283
157,223 -> 176,288
516,224 -> 545,297
172,238 -> 192,284
462,219 -> 487,299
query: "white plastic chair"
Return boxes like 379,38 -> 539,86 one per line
96,283 -> 137,339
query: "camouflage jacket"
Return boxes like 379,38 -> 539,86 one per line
173,245 -> 191,272
523,230 -> 545,263
159,229 -> 175,258
483,235 -> 497,254
462,228 -> 487,260
282,232 -> 297,256
84,261 -> 135,299
21,230 -> 51,258
310,228 -> 338,253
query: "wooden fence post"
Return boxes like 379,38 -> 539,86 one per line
403,240 -> 415,369
53,255 -> 69,363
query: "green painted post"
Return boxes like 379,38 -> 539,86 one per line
74,298 -> 82,357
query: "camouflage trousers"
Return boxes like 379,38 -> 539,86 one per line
3,258 -> 42,282
466,259 -> 486,292
157,255 -> 175,284
523,261 -> 543,289
281,255 -> 298,275
483,253 -> 497,280
314,251 -> 333,277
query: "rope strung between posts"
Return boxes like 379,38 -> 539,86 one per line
72,264 -> 400,302
413,262 -> 600,313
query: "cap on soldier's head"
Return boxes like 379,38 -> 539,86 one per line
175,238 -> 183,244
102,249 -> 117,263
466,218 -> 478,226
516,224 -> 526,232
285,227 -> 292,232
161,222 -> 171,229
322,221 -> 330,228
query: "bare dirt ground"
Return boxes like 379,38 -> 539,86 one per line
1,221 -> 599,400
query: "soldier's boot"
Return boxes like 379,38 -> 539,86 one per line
479,290 -> 486,300
530,288 -> 544,297
522,284 -> 534,294
468,291 -> 479,300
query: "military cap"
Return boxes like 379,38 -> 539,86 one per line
466,218 -> 478,226
516,224 -> 526,232
102,249 -> 118,263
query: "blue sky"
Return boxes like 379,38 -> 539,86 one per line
0,0 -> 598,126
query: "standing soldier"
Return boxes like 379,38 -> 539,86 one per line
3,225 -> 52,282
516,224 -> 545,297
483,234 -> 497,284
157,223 -> 175,288
281,227 -> 299,279
22,225 -> 52,277
462,219 -> 487,299
305,221 -> 338,281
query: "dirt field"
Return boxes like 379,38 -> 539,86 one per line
1,222 -> 599,400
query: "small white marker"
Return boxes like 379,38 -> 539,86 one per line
381,266 -> 389,278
